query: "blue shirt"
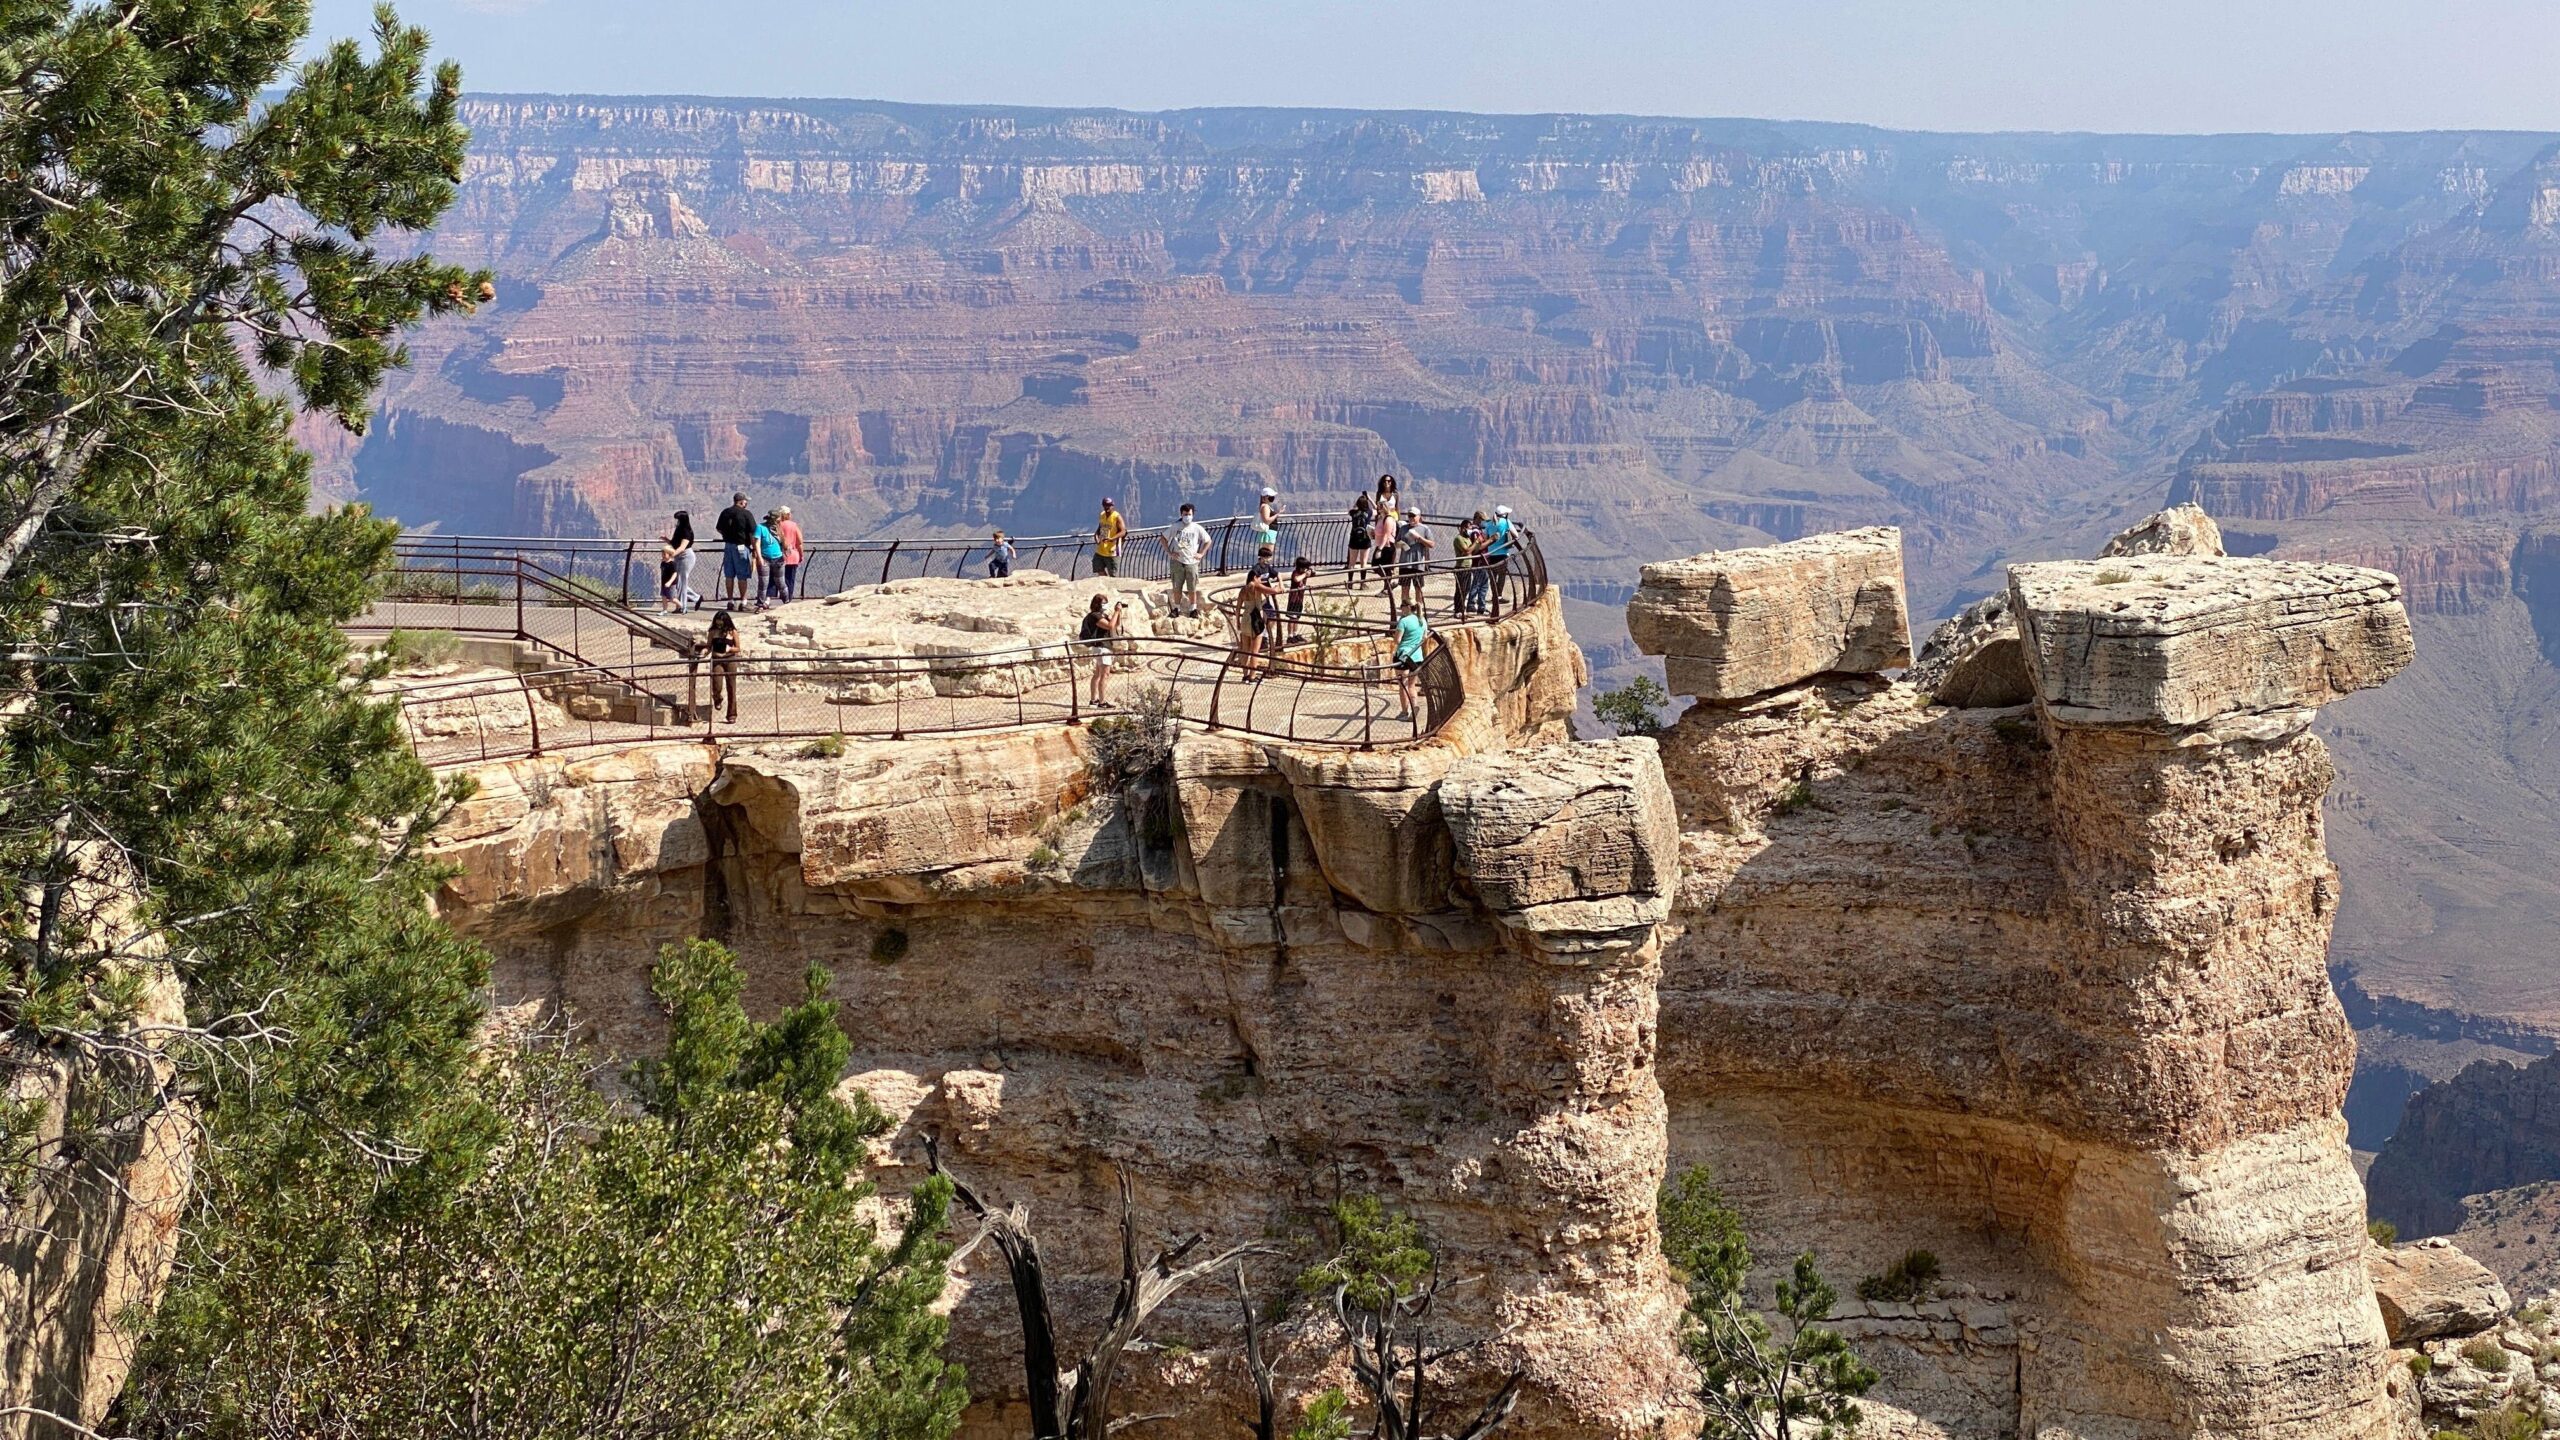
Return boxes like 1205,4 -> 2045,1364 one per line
1394,613 -> 1427,664
1487,517 -> 1514,556
755,523 -> 783,560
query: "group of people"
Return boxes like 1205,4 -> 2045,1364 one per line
1347,477 -> 1516,616
1065,477 -> 1493,723
657,493 -> 804,615
648,480 -> 1505,725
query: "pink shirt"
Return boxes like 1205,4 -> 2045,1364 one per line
777,519 -> 804,565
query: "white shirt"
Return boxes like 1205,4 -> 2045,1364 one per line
1173,519 -> 1212,566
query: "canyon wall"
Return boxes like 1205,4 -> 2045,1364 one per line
327,98 -> 2560,1114
425,529 -> 2415,1438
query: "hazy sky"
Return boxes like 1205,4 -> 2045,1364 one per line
305,0 -> 2560,135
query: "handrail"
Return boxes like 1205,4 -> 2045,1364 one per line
362,508 -> 1537,762
392,511 -> 1545,609
374,634 -> 1465,766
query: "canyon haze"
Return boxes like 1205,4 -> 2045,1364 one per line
334,96 -> 2560,1127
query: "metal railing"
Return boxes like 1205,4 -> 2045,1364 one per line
350,548 -> 705,667
376,634 -> 1465,768
391,511 -> 1546,609
359,511 -> 1532,762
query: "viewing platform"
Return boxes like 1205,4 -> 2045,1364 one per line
351,512 -> 1548,767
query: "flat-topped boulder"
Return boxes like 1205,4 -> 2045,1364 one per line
1627,527 -> 1910,702
2009,556 -> 2412,727
1440,738 -> 1678,949
2369,1239 -> 2509,1344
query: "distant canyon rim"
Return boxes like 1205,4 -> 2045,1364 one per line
326,94 -> 2560,1145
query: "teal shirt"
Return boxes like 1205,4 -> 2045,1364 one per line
755,523 -> 783,560
1394,613 -> 1427,664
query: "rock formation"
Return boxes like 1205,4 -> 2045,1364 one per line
413,527 -> 2418,1438
1627,526 -> 1910,700
2370,1239 -> 2510,1344
2369,1051 -> 2560,1240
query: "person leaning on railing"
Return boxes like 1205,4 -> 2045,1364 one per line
1092,498 -> 1127,577
1482,504 -> 1518,612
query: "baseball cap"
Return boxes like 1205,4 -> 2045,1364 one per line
1261,487 -> 1277,498
1495,505 -> 1512,516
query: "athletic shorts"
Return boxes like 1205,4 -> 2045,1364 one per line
1094,553 -> 1118,576
722,543 -> 753,580
1171,560 -> 1200,590
1395,655 -> 1422,673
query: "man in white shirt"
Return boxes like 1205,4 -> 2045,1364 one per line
1170,502 -> 1212,617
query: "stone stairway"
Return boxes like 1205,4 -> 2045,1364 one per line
452,636 -> 700,728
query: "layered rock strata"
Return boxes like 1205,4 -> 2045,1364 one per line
1652,546 -> 2410,1438
1628,526 -> 1910,700
426,539 -> 2413,1439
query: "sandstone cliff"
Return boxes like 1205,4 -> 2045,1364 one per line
417,527 -> 2417,1438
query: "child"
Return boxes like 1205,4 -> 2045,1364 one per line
1286,555 -> 1313,649
988,529 -> 1016,579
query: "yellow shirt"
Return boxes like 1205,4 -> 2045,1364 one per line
1094,509 -> 1126,557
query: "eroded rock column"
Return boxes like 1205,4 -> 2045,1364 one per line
2011,554 -> 2416,1439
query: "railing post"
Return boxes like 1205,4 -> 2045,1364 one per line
1360,662 -> 1374,750
523,672 -> 543,757
1216,519 -> 1235,574
1206,649 -> 1230,731
621,540 -> 636,608
881,539 -> 900,587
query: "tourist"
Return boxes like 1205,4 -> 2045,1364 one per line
988,528 -> 1016,578
705,609 -> 744,722
775,505 -> 804,602
1486,503 -> 1517,611
715,491 -> 757,608
1236,545 -> 1280,678
755,511 -> 785,609
1393,601 -> 1429,722
1372,484 -> 1413,597
1170,502 -> 1211,617
1286,555 -> 1313,648
658,509 -> 697,613
1256,486 -> 1281,550
1397,507 -> 1434,613
1092,497 -> 1126,577
1079,592 -> 1121,706
1464,509 -> 1484,609
1372,476 -> 1402,596
1346,492 -> 1374,575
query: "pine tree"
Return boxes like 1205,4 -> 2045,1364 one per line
0,14 -> 499,1427
126,941 -> 970,1440
1659,1167 -> 1877,1440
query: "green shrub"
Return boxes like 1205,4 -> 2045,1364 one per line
801,732 -> 847,759
381,627 -> 464,667
1087,683 -> 1182,787
2368,1219 -> 2399,1246
1856,1249 -> 1942,1304
2408,1352 -> 2433,1377
868,926 -> 911,965
1593,674 -> 1669,737
2094,567 -> 2133,586
1775,779 -> 1816,815
2469,1398 -> 2545,1440
2460,1336 -> 2513,1374
1027,844 -> 1061,871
